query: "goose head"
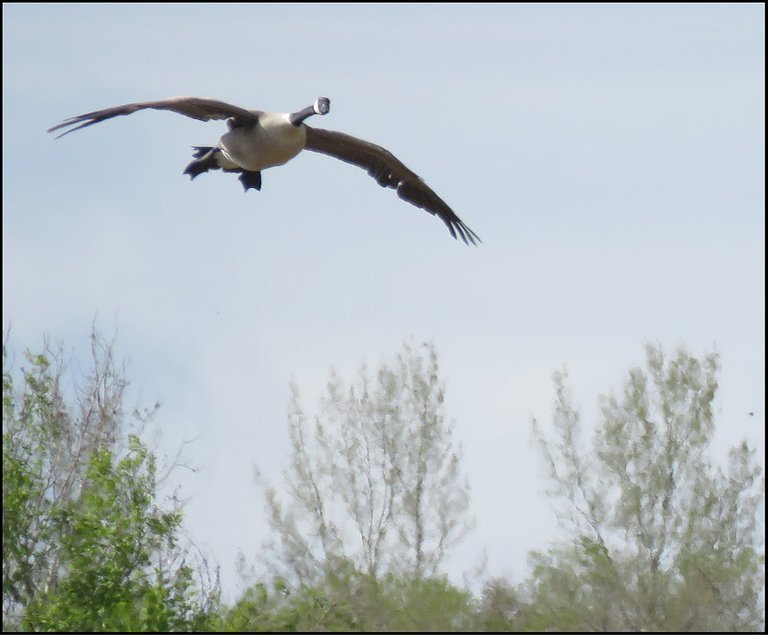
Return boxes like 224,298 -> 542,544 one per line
314,97 -> 330,115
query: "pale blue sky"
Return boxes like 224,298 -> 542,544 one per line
3,3 -> 764,600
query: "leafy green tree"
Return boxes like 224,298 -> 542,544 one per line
473,577 -> 526,632
22,437 -> 212,632
222,564 -> 476,632
523,343 -> 764,632
255,341 -> 472,586
2,331 -> 217,631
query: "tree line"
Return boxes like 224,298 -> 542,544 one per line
3,331 -> 764,631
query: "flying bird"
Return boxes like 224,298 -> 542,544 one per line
48,96 -> 480,245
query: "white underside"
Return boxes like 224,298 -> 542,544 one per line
217,114 -> 306,172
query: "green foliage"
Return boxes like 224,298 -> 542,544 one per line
527,343 -> 765,632
2,334 -> 216,632
3,345 -> 67,626
21,436 -> 211,632
9,332 -> 761,632
220,566 -> 476,632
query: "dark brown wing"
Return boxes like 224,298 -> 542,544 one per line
304,126 -> 480,245
47,96 -> 261,138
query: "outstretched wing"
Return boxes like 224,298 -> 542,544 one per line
303,126 -> 480,245
48,97 -> 261,138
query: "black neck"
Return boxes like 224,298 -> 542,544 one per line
288,106 -> 316,127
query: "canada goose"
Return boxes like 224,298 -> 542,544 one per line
48,96 -> 480,245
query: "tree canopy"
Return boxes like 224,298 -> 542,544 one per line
255,341 -> 472,587
521,343 -> 765,632
4,332 -> 763,632
2,333 -> 217,631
